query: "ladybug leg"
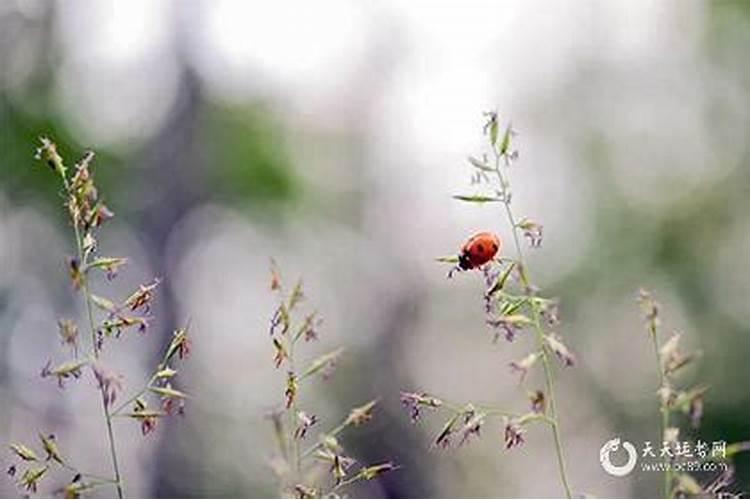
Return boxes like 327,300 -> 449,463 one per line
447,265 -> 460,279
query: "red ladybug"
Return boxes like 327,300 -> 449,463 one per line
449,232 -> 502,277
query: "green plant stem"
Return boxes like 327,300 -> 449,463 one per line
63,175 -> 124,499
299,420 -> 350,460
493,151 -> 573,499
79,257 -> 124,499
111,340 -> 174,416
287,325 -> 302,481
111,376 -> 157,416
650,325 -> 672,498
443,401 -> 557,426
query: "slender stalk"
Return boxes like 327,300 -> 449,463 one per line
111,375 -> 156,416
111,339 -> 174,416
299,420 -> 349,461
492,149 -> 573,499
58,462 -> 118,484
62,175 -> 124,498
649,322 -> 672,498
77,248 -> 124,499
285,312 -> 302,485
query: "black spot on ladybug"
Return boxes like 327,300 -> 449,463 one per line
476,244 -> 484,253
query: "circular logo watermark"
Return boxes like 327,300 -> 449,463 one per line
600,437 -> 638,477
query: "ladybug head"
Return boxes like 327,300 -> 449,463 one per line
457,250 -> 473,271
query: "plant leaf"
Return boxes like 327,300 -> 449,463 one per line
148,386 -> 188,399
90,294 -> 117,313
9,444 -> 38,462
467,156 -> 494,172
435,255 -> 459,264
452,194 -> 504,204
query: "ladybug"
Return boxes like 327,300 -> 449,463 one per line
449,232 -> 502,277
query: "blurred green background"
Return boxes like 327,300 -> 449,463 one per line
1,1 -> 749,497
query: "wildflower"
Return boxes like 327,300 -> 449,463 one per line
272,337 -> 287,368
518,218 -> 543,248
498,121 -> 519,160
9,444 -> 38,462
92,203 -> 114,228
61,479 -> 85,499
288,280 -> 305,311
345,400 -> 377,426
92,363 -> 123,408
162,396 -> 186,417
509,352 -> 540,382
503,419 -> 525,449
458,411 -> 484,446
129,399 -> 161,436
313,448 -> 356,485
66,151 -> 102,232
320,434 -> 343,454
671,385 -> 708,426
177,335 -> 192,360
433,416 -> 457,449
20,466 -> 48,493
486,314 -> 532,342
637,288 -> 660,334
39,434 -> 63,464
141,416 -> 158,436
70,151 -> 95,192
544,333 -> 576,367
124,279 -> 160,313
269,303 -> 289,337
659,333 -> 696,375
68,257 -> 83,290
149,384 -> 187,406
294,412 -> 318,440
87,257 -> 127,280
294,484 -> 319,499
35,137 -> 65,177
166,326 -> 192,361
538,299 -> 561,327
285,371 -> 298,408
482,264 -> 501,291
483,111 -> 499,146
357,462 -> 398,480
529,390 -> 546,414
41,360 -> 86,388
332,453 -> 347,484
90,294 -> 117,313
82,232 -> 96,258
657,386 -> 677,408
296,312 -> 321,342
399,391 -> 442,423
301,348 -> 343,380
313,448 -> 356,472
483,261 -> 515,302
98,314 -> 150,338
57,319 -> 79,352
154,366 -> 177,379
270,259 -> 282,291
